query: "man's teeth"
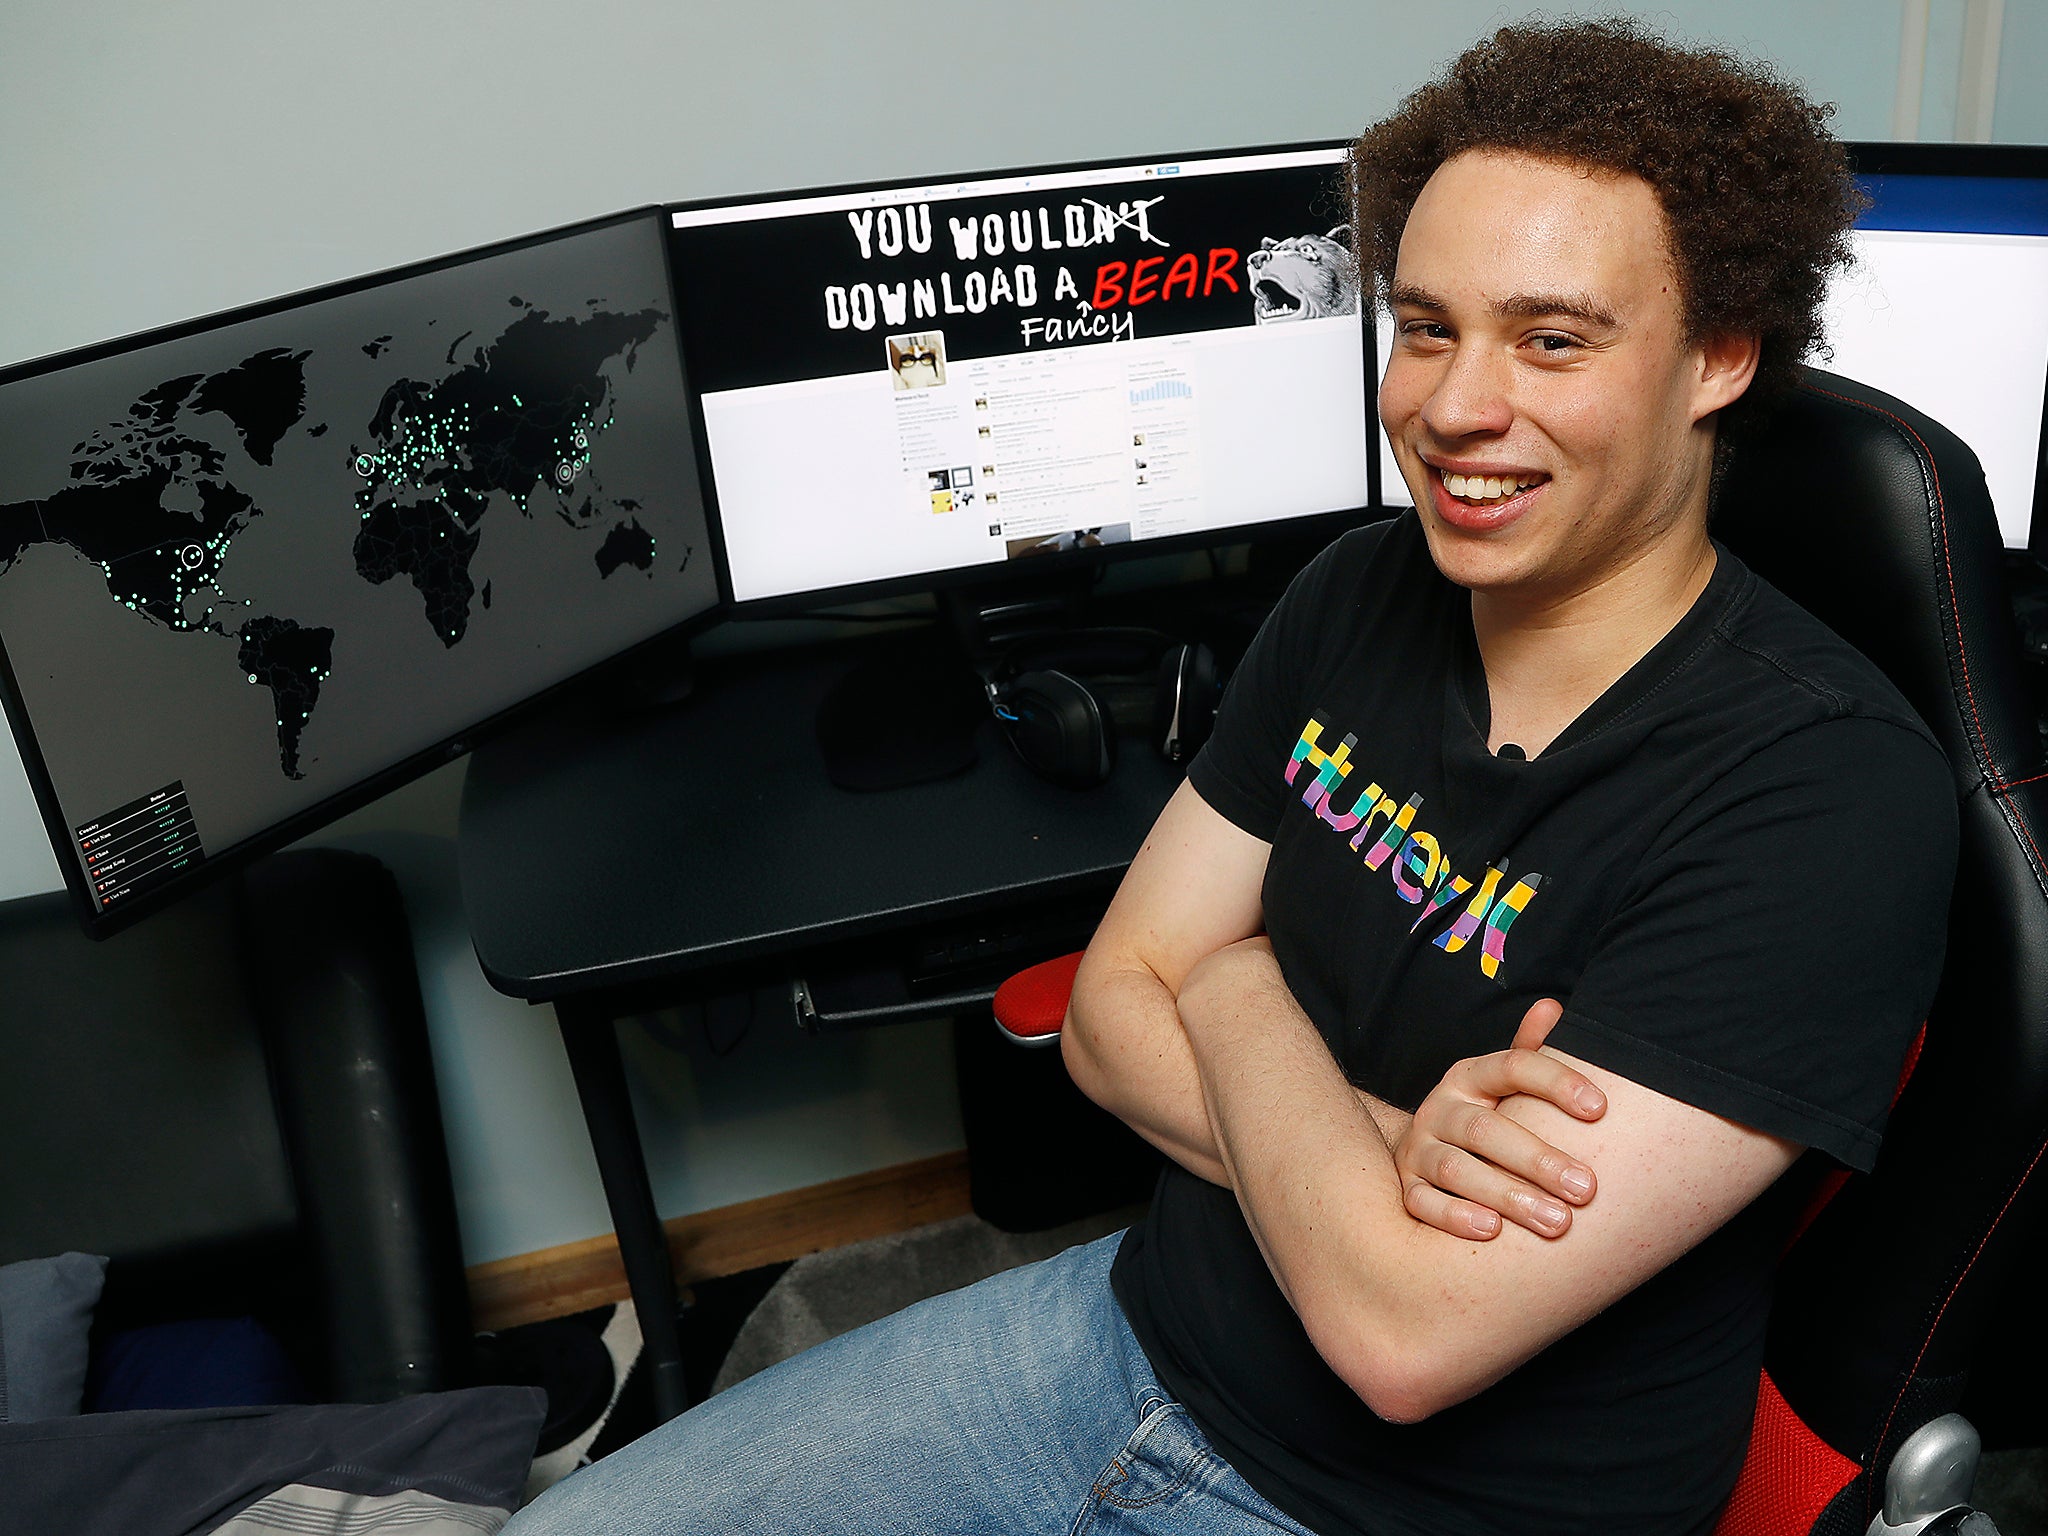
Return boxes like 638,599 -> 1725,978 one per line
1442,471 -> 1540,503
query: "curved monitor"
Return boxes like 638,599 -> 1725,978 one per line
666,143 -> 1375,611
1373,141 -> 2048,552
0,208 -> 716,934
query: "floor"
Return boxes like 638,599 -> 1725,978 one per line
1977,1454 -> 2048,1534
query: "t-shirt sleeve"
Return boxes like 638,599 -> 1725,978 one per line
1187,527 -> 1376,841
1545,715 -> 1957,1171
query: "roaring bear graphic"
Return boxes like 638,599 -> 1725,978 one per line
1248,228 -> 1359,324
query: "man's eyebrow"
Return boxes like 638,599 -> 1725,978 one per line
1491,292 -> 1621,328
1387,283 -> 1621,330
1387,282 -> 1445,311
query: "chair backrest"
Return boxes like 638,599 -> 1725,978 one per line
1707,368 -> 2048,1535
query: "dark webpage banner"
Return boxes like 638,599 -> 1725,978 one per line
669,163 -> 1353,393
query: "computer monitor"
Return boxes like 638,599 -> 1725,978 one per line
1374,143 -> 2048,552
0,208 -> 716,935
1826,144 -> 2048,551
665,144 -> 1374,610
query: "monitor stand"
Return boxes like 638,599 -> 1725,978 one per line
814,567 -> 1099,792
814,630 -> 987,792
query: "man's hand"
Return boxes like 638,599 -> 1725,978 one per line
1177,948 -> 1608,1243
1390,998 -> 1607,1241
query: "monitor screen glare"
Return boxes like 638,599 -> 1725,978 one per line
1374,157 -> 2048,551
669,146 -> 1371,605
0,211 -> 715,925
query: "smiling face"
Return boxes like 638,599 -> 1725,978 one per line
1380,149 -> 1756,604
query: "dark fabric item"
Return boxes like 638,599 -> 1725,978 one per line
0,885 -> 297,1274
1112,515 -> 1958,1536
0,1384 -> 546,1536
0,1252 -> 107,1423
85,1317 -> 308,1414
236,850 -> 477,1403
0,850 -> 472,1407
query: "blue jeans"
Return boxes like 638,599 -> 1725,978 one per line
506,1229 -> 1319,1535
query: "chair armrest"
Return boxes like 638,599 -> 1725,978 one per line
993,951 -> 1083,1047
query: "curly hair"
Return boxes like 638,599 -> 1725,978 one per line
1350,17 -> 1864,437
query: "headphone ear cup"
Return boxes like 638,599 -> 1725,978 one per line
1155,642 -> 1222,763
999,669 -> 1113,787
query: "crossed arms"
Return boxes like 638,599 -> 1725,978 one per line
1062,781 -> 1802,1424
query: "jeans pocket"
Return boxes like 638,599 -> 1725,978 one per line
1079,1399 -> 1204,1525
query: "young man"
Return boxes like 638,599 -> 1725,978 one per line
510,21 -> 1955,1536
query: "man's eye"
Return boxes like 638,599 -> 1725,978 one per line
1401,321 -> 1451,342
1531,333 -> 1580,354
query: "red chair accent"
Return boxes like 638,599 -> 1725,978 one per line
1710,1372 -> 1861,1536
992,951 -> 1083,1047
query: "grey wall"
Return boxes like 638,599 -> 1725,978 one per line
0,0 -> 2026,1267
1995,2 -> 2048,146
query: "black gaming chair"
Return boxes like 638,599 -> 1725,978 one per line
993,366 -> 2048,1535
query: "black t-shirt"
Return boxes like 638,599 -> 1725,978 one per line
1110,515 -> 1957,1536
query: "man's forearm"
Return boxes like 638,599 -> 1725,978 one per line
1064,961 -> 1233,1185
1177,940 -> 1804,1424
1182,951 -> 1406,1308
1177,941 -> 1452,1419
1064,957 -> 1413,1189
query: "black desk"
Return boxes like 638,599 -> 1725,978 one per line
458,633 -> 1181,1417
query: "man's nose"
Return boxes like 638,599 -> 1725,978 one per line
1418,342 -> 1513,440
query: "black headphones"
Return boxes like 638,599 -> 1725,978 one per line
985,628 -> 1221,788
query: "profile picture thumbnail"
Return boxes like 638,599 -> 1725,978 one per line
888,331 -> 947,390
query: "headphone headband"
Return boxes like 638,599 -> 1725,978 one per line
988,626 -> 1181,685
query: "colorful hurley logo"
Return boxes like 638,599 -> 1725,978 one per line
1285,718 -> 1543,982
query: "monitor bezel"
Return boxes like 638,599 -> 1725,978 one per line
1844,140 -> 2048,557
0,205 -> 723,939
662,140 -> 1383,619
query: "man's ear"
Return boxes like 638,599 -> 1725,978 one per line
1692,331 -> 1761,422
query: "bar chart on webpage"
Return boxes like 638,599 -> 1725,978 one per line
1129,378 -> 1194,405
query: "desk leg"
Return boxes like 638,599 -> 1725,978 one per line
556,1002 -> 692,1423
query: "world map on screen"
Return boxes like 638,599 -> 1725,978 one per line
0,301 -> 669,780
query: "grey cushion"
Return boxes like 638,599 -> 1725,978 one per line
0,1253 -> 108,1422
